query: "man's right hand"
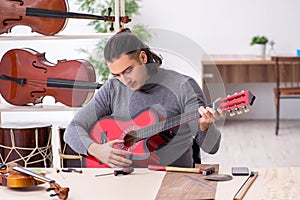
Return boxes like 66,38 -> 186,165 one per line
87,139 -> 132,168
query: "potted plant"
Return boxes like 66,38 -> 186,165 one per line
250,35 -> 268,57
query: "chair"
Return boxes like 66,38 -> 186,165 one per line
192,137 -> 201,165
272,56 -> 300,135
58,126 -> 83,168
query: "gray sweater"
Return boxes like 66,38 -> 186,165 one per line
64,67 -> 221,167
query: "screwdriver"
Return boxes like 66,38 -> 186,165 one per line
95,167 -> 134,177
61,168 -> 83,173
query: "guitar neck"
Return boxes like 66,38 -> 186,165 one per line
13,166 -> 53,183
26,7 -> 106,20
137,90 -> 256,141
137,109 -> 201,140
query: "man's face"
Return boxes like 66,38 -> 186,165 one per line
108,51 -> 150,91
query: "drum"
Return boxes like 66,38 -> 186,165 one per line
58,125 -> 82,168
0,122 -> 52,167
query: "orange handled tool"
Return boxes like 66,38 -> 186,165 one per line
148,165 -> 215,176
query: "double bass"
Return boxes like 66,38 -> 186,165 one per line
0,48 -> 101,107
0,0 -> 131,35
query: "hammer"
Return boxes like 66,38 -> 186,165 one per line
148,165 -> 215,176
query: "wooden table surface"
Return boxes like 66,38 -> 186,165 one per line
202,54 -> 274,65
1,166 -> 300,200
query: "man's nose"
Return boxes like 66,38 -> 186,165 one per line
120,73 -> 131,84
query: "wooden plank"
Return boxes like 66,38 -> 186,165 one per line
261,167 -> 300,199
203,64 -> 276,83
202,54 -> 274,65
155,164 -> 219,200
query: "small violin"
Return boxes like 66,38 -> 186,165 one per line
0,164 -> 69,200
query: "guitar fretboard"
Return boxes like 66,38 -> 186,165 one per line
137,109 -> 201,140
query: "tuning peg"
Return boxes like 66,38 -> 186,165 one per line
229,110 -> 235,117
243,106 -> 250,113
109,23 -> 114,31
235,108 -> 243,115
107,7 -> 112,15
50,193 -> 58,197
46,187 -> 54,192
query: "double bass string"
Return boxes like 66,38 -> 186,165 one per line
26,79 -> 100,90
26,7 -> 107,20
0,6 -> 110,21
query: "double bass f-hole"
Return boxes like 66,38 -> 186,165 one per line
3,16 -> 22,26
9,0 -> 24,5
32,61 -> 47,73
3,1 -> 23,26
30,60 -> 47,99
30,88 -> 46,98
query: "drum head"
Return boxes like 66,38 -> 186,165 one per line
0,122 -> 52,129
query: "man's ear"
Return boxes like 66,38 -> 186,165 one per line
139,50 -> 148,64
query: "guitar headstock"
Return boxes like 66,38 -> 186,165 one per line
215,90 -> 256,116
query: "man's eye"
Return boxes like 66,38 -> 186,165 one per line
124,67 -> 133,74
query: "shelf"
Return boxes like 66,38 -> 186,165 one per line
0,103 -> 80,112
0,33 -> 115,41
202,54 -> 274,65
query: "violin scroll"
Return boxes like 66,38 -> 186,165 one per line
47,181 -> 70,200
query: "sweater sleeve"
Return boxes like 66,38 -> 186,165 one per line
182,78 -> 222,154
63,81 -> 113,155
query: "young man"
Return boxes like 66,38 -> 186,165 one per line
64,29 -> 224,168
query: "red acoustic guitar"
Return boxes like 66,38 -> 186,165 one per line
84,90 -> 256,167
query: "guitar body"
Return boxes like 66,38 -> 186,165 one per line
84,109 -> 169,168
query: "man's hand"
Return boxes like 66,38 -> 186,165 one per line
198,106 -> 225,131
88,139 -> 132,168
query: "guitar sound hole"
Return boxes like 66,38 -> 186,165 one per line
123,131 -> 137,147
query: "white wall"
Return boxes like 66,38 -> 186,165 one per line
132,0 -> 300,119
135,0 -> 300,55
